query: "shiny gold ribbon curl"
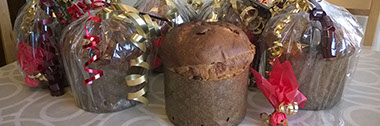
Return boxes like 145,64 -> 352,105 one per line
188,0 -> 204,11
96,2 -> 160,104
207,0 -> 266,34
270,0 -> 314,16
268,0 -> 313,60
277,102 -> 299,115
22,0 -> 37,32
28,73 -> 48,82
268,14 -> 292,58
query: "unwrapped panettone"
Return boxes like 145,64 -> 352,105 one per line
161,21 -> 255,126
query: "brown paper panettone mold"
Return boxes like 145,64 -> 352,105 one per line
160,21 -> 255,126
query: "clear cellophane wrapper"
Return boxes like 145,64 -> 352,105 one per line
259,0 -> 363,111
134,0 -> 196,72
60,9 -> 154,113
14,0 -> 66,96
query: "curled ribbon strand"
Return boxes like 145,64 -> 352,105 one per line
22,0 -> 37,32
82,13 -> 104,85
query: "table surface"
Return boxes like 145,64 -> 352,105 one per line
0,47 -> 379,126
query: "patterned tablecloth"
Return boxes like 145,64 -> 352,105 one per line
0,47 -> 379,126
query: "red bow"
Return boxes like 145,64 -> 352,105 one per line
251,59 -> 307,125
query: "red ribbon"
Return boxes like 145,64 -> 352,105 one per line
82,12 -> 103,85
67,0 -> 106,22
152,35 -> 165,68
68,4 -> 84,21
58,13 -> 68,24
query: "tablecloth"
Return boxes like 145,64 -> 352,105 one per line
1,47 -> 379,126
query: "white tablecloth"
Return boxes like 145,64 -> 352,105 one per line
1,47 -> 379,126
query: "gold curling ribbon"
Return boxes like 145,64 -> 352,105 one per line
22,0 -> 37,32
188,0 -> 204,11
96,3 -> 160,104
28,73 -> 48,82
270,0 -> 313,17
268,14 -> 292,57
163,0 -> 180,27
277,102 -> 299,115
207,0 -> 266,34
268,0 -> 313,59
207,0 -> 225,22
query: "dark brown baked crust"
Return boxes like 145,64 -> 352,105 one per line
160,22 -> 256,81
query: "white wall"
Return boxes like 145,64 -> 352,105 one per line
122,0 -> 137,5
372,14 -> 380,51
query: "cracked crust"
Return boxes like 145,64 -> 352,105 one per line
160,22 -> 256,81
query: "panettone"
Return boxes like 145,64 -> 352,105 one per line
160,21 -> 255,126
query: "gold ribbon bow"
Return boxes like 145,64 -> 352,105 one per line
96,2 -> 160,104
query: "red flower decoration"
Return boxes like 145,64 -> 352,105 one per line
270,112 -> 287,126
251,59 -> 307,108
251,59 -> 307,125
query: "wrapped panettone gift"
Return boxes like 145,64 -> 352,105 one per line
259,0 -> 363,110
60,3 -> 160,112
160,21 -> 255,126
14,0 -> 71,96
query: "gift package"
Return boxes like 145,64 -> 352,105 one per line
13,0 -> 364,125
14,0 -> 70,96
259,0 -> 363,110
60,2 -> 160,112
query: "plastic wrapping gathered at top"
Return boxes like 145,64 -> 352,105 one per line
134,0 -> 197,27
14,0 -> 67,96
134,0 -> 199,72
259,0 -> 364,110
60,5 -> 159,112
197,0 -> 270,35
